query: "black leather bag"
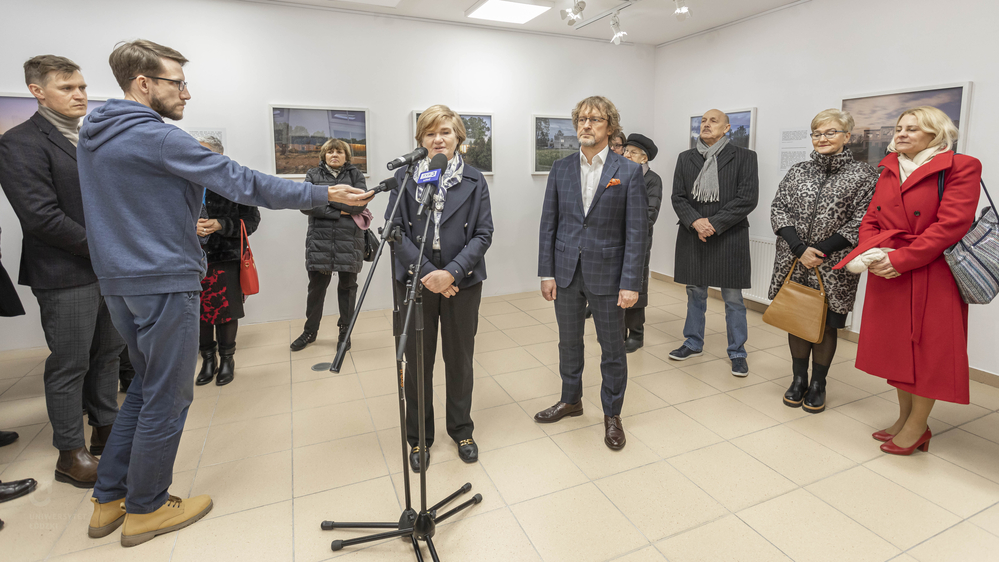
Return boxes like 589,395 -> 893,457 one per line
363,229 -> 378,262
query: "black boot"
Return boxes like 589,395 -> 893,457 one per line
216,345 -> 235,386
196,345 -> 217,386
783,358 -> 809,408
337,326 -> 351,352
803,362 -> 829,414
291,330 -> 316,352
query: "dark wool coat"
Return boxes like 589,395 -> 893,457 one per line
303,163 -> 367,273
769,150 -> 877,313
635,166 -> 663,308
671,143 -> 759,288
835,151 -> 981,404
202,192 -> 260,264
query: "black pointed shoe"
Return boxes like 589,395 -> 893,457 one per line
409,445 -> 430,474
0,478 -> 37,503
290,331 -> 316,352
457,439 -> 478,463
195,347 -> 217,386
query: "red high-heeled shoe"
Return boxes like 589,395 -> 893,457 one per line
880,428 -> 931,456
872,430 -> 894,442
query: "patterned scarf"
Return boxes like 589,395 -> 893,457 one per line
414,153 -> 464,226
692,136 -> 729,203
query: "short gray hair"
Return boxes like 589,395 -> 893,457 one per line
197,135 -> 224,155
811,108 -> 855,133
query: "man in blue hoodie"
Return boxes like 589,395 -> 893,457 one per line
78,39 -> 372,547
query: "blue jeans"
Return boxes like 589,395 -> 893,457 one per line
682,285 -> 748,360
93,292 -> 199,514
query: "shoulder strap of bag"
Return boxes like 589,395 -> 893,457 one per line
240,219 -> 247,257
937,156 -> 995,217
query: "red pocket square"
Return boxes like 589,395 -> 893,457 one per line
606,178 -> 621,188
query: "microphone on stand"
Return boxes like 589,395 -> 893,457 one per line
416,153 -> 448,217
386,147 -> 429,170
365,177 -> 399,195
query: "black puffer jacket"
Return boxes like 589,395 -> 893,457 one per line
303,163 -> 367,273
203,191 -> 260,263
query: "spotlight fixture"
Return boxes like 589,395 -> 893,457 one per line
674,0 -> 692,21
560,1 -> 585,26
609,13 -> 627,45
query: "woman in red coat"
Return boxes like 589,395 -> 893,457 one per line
835,106 -> 981,456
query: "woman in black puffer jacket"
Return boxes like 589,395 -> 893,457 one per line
291,139 -> 368,352
195,136 -> 261,387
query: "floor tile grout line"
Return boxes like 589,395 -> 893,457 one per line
40,490 -> 91,562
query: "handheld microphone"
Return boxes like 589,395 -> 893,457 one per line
365,177 -> 399,195
416,154 -> 448,217
386,147 -> 429,171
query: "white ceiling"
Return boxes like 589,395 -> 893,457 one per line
238,0 -> 806,46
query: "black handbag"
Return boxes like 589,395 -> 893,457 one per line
363,229 -> 378,262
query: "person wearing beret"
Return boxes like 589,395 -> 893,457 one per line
621,134 -> 663,352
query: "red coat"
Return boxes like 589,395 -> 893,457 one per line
835,151 -> 981,403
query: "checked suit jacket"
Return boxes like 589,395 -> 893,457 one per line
538,150 -> 648,295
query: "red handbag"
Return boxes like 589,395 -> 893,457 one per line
239,219 -> 259,295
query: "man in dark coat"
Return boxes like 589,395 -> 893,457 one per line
669,109 -> 759,376
621,133 -> 663,353
535,96 -> 648,451
0,55 -> 124,488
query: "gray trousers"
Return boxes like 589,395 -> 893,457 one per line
32,282 -> 123,450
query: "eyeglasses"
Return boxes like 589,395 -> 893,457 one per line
576,117 -> 606,125
810,130 -> 847,139
623,148 -> 645,157
130,75 -> 188,92
610,142 -> 623,148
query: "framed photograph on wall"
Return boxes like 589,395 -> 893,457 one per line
411,110 -> 493,174
533,115 -> 577,174
841,83 -> 972,166
270,105 -> 369,177
1,93 -> 106,137
688,108 -> 756,150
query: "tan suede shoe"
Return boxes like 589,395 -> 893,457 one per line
121,495 -> 213,547
88,497 -> 126,538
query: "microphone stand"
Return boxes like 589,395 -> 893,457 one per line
316,164 -> 481,561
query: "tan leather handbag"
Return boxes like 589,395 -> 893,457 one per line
763,259 -> 828,343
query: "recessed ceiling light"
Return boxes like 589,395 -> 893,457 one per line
465,0 -> 554,25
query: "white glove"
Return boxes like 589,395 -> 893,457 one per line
846,247 -> 895,273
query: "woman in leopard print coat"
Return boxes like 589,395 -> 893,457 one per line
768,109 -> 878,413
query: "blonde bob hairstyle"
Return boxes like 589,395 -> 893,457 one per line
571,96 -> 623,140
810,108 -> 855,133
888,106 -> 960,152
415,105 -> 467,152
318,138 -> 352,165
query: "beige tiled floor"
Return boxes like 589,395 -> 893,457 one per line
1,278 -> 999,561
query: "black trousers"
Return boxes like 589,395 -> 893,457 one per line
304,270 -> 358,334
398,252 -> 481,448
625,306 -> 645,337
199,319 -> 238,353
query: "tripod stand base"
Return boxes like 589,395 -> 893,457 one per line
321,483 -> 481,557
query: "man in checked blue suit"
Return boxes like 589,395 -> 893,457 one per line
535,96 -> 648,450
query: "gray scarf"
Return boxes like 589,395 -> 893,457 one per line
37,104 -> 81,147
692,136 -> 729,203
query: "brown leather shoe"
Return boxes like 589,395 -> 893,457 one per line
90,425 -> 113,456
534,401 -> 583,424
55,447 -> 100,488
604,415 -> 626,450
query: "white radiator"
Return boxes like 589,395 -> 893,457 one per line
747,236 -> 777,304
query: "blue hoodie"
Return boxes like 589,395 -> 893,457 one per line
77,99 -> 326,296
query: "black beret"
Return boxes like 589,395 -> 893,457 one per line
624,133 -> 658,162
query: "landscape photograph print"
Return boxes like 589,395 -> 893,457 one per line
272,106 -> 368,176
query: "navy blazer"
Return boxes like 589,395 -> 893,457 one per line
538,150 -> 648,295
386,163 -> 493,289
0,112 -> 96,290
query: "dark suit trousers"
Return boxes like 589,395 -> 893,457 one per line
32,282 -> 123,450
555,264 -> 628,416
398,252 -> 480,448
304,270 -> 358,334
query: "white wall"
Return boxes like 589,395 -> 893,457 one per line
0,0 -> 656,351
651,0 -> 999,376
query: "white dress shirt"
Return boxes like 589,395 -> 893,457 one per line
541,144 -> 611,281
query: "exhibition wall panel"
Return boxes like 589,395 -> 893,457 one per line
0,0 -> 655,351
652,0 -> 999,376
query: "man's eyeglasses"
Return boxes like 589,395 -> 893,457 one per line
810,130 -> 847,139
577,117 -> 606,125
130,75 -> 188,92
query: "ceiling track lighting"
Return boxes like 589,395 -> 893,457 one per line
674,0 -> 692,21
610,13 -> 627,45
560,1 -> 586,25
